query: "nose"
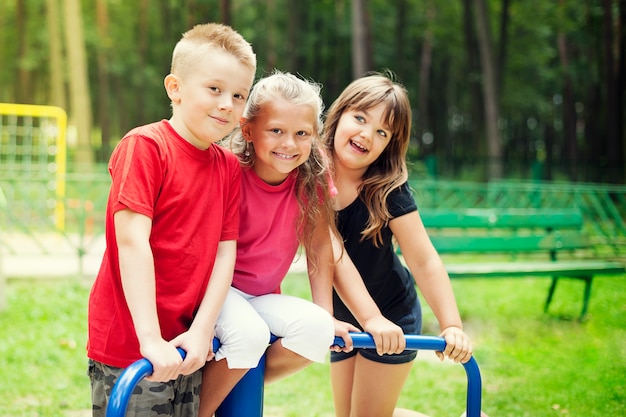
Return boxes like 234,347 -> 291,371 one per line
218,95 -> 233,111
359,125 -> 374,140
282,133 -> 297,147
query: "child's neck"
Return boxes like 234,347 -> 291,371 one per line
333,160 -> 365,186
332,162 -> 363,210
251,165 -> 291,186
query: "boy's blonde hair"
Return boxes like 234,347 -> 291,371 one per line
171,23 -> 256,79
323,73 -> 412,247
225,70 -> 335,268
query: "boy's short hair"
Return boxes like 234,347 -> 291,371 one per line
171,23 -> 256,79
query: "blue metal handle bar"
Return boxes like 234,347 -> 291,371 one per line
333,333 -> 482,417
106,340 -> 220,417
107,333 -> 481,417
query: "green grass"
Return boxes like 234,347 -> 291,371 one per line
1,274 -> 624,416
0,279 -> 91,416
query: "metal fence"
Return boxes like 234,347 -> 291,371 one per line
1,175 -> 625,280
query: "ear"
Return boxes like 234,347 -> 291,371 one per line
164,74 -> 181,103
240,118 -> 252,141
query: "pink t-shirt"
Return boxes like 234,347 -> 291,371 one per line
87,120 -> 241,368
232,168 -> 300,295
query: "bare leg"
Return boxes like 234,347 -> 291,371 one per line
263,340 -> 313,384
332,354 -> 417,417
393,408 -> 431,417
330,356 -> 357,417
198,359 -> 248,417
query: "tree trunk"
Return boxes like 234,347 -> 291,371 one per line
63,0 -> 93,169
351,0 -> 370,78
496,0 -> 510,97
557,29 -> 578,181
394,0 -> 408,78
17,0 -> 30,103
96,0 -> 111,162
618,0 -> 626,182
462,0 -> 484,164
220,0 -> 231,26
474,0 -> 503,179
266,0 -> 278,70
136,0 -> 149,124
286,0 -> 296,71
46,0 -> 66,109
418,1 -> 434,151
602,0 -> 624,183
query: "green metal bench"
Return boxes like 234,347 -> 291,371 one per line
418,208 -> 626,319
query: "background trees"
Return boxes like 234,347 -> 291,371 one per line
1,0 -> 624,183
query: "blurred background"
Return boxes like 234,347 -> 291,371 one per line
1,0 -> 624,181
0,0 -> 624,280
1,4 -> 624,415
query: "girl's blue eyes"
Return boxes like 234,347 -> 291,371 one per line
270,129 -> 310,137
353,114 -> 389,138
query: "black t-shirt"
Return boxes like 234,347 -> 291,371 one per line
333,182 -> 421,330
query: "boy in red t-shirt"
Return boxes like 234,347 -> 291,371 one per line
87,23 -> 256,417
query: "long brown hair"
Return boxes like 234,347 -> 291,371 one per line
323,73 -> 412,247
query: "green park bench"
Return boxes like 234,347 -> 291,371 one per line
417,208 -> 626,319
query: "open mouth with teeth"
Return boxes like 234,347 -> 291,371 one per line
350,140 -> 368,154
272,151 -> 298,160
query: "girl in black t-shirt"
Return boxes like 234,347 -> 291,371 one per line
324,73 -> 475,417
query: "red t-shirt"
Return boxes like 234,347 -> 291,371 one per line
231,168 -> 300,295
87,120 -> 241,368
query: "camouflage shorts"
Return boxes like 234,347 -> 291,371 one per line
88,359 -> 201,417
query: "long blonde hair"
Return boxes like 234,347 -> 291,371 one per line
225,70 -> 336,267
323,73 -> 412,247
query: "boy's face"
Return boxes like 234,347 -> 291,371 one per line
242,98 -> 315,186
165,46 -> 255,150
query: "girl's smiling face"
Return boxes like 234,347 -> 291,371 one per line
243,98 -> 316,185
332,103 -> 392,173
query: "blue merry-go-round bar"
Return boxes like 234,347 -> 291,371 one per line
106,332 -> 482,417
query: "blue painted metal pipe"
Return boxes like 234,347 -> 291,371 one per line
106,341 -> 218,417
106,333 -> 482,417
332,333 -> 482,417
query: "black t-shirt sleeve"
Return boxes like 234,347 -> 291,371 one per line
388,182 -> 418,218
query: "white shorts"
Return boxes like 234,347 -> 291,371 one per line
213,287 -> 335,369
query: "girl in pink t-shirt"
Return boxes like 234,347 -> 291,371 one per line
198,71 -> 359,416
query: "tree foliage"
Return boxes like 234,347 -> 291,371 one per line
1,0 -> 624,182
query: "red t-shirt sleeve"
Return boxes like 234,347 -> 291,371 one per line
108,134 -> 163,219
220,153 -> 241,242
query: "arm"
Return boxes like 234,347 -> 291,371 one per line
330,230 -> 405,355
115,209 -> 183,382
391,210 -> 473,363
172,239 -> 236,376
306,220 -> 335,313
306,220 -> 360,350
